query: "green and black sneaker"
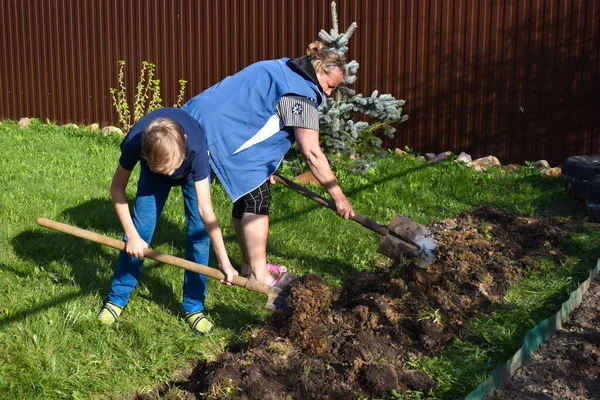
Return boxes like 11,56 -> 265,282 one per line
98,301 -> 123,325
185,311 -> 214,336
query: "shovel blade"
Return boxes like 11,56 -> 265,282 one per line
265,272 -> 300,311
377,214 -> 438,267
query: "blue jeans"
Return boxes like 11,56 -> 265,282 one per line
107,165 -> 209,313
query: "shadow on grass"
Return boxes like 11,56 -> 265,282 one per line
0,286 -> 84,327
270,161 -> 433,226
4,198 -> 255,332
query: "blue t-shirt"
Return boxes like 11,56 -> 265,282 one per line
119,108 -> 210,187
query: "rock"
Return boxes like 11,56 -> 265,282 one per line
430,151 -> 452,163
89,123 -> 100,132
295,170 -> 320,186
416,156 -> 426,162
467,155 -> 501,170
541,167 -> 561,178
425,152 -> 437,161
533,159 -> 551,170
456,152 -> 472,163
63,123 -> 79,129
102,126 -> 124,136
502,164 -> 521,173
18,117 -> 31,129
394,148 -> 405,157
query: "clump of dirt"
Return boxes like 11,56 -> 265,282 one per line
142,206 -> 570,399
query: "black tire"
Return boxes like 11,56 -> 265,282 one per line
560,155 -> 600,200
585,175 -> 600,222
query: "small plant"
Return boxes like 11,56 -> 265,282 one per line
109,60 -> 187,132
208,378 -> 240,398
480,222 -> 492,240
418,308 -> 444,327
267,341 -> 290,356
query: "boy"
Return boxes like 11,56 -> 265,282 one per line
98,107 -> 238,336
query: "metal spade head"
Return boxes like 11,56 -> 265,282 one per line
265,272 -> 300,311
377,214 -> 439,267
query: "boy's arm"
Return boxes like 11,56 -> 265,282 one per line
294,127 -> 355,219
111,164 -> 148,259
194,178 -> 238,285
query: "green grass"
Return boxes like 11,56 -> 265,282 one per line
0,120 -> 598,399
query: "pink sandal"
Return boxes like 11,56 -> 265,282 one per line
267,263 -> 287,276
269,276 -> 281,286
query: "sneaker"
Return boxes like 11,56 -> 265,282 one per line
185,311 -> 214,336
98,301 -> 123,325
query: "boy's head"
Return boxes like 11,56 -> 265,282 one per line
141,117 -> 186,175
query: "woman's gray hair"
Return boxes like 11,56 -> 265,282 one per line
310,49 -> 345,76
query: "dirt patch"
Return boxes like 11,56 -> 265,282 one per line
492,278 -> 600,400
137,205 -> 573,399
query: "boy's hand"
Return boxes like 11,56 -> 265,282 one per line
125,236 -> 148,260
219,261 -> 239,285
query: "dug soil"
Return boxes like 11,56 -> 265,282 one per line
137,205 -> 581,399
492,279 -> 600,400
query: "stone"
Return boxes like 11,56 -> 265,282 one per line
102,126 -> 124,136
456,152 -> 472,163
467,155 -> 501,170
430,151 -> 452,163
63,123 -> 79,129
540,167 -> 561,178
425,152 -> 437,161
502,164 -> 521,173
533,159 -> 551,170
18,117 -> 31,129
416,156 -> 426,162
89,123 -> 100,132
394,148 -> 405,157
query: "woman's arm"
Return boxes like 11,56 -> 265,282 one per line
294,127 -> 355,219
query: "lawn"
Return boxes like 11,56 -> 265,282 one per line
0,119 -> 598,399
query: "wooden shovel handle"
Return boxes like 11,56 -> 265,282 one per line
272,174 -> 389,236
36,218 -> 275,295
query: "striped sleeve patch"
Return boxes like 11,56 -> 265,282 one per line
275,96 -> 319,131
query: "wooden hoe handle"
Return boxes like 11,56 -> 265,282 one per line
36,218 -> 273,295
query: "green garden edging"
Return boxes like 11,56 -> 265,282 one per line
464,258 -> 600,400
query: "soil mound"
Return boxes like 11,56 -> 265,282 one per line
141,206 -> 570,399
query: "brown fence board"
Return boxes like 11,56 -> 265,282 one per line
0,0 -> 598,165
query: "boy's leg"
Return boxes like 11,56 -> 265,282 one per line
181,180 -> 209,313
106,166 -> 171,308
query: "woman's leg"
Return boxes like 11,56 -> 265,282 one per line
231,182 -> 276,285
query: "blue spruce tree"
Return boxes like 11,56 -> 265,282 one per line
317,1 -> 408,172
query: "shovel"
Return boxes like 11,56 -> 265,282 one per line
272,174 -> 438,267
36,218 -> 296,310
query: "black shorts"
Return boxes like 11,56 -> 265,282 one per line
232,181 -> 271,219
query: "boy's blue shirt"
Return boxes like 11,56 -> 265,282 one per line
182,58 -> 323,201
119,107 -> 210,187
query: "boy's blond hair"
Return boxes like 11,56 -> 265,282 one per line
141,117 -> 186,174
